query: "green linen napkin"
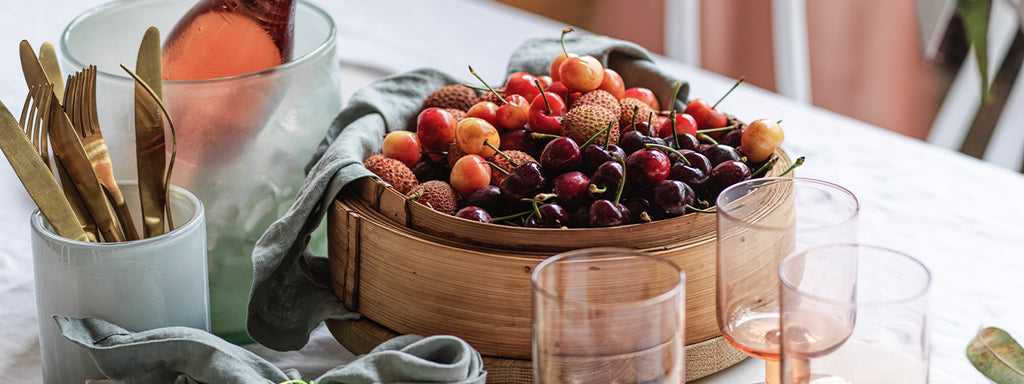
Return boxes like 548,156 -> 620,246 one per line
56,316 -> 486,384
246,34 -> 689,350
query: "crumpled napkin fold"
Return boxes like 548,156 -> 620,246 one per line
246,34 -> 688,351
56,316 -> 486,384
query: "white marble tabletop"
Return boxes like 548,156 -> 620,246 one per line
2,0 -> 1021,383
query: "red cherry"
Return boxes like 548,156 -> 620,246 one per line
623,87 -> 660,111
382,130 -> 422,167
536,75 -> 552,90
504,72 -> 540,102
527,91 -> 566,135
597,68 -> 625,99
496,94 -> 530,130
416,107 -> 457,152
684,98 -> 728,131
545,81 -> 569,102
466,101 -> 500,128
657,113 -> 698,138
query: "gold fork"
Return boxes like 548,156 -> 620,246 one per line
20,83 -> 98,242
67,66 -> 139,241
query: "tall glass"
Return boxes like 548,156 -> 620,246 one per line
60,0 -> 341,343
31,181 -> 208,384
779,244 -> 931,383
716,177 -> 859,383
532,248 -> 686,384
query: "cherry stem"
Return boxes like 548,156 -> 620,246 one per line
468,65 -> 507,105
669,82 -> 683,112
534,80 -> 553,115
560,28 -> 574,57
697,132 -> 719,146
462,84 -> 489,92
491,209 -> 532,223
647,113 -> 655,137
588,184 -> 607,195
645,143 -> 691,166
603,118 -> 613,149
712,77 -> 744,109
581,120 -> 616,148
523,193 -> 558,220
486,161 -> 510,176
686,204 -> 716,214
484,140 -> 513,164
670,112 -> 679,148
695,125 -> 736,134
750,157 -> 778,178
613,155 -> 626,205
778,156 -> 805,177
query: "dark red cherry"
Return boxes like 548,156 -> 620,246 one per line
669,133 -> 700,151
705,160 -> 752,201
581,143 -> 626,176
622,197 -> 651,223
552,171 -> 591,210
588,161 -> 624,200
625,148 -> 671,188
455,206 -> 493,223
524,203 -> 570,228
499,162 -> 547,201
619,130 -> 665,156
539,136 -> 582,176
500,128 -> 541,158
702,144 -> 742,167
587,199 -> 628,227
652,180 -> 696,218
412,159 -> 449,183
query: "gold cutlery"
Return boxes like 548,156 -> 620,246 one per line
21,83 -> 99,242
37,42 -> 65,102
67,66 -> 139,240
0,96 -> 88,241
21,40 -> 101,241
135,27 -> 167,237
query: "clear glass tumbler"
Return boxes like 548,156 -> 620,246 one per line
61,0 -> 341,342
716,177 -> 860,383
31,181 -> 209,384
532,247 -> 686,384
779,244 -> 931,383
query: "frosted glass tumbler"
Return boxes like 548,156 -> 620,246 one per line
31,181 -> 209,384
61,0 -> 341,342
532,247 -> 686,384
779,244 -> 931,383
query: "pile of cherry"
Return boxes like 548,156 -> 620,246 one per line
364,29 -> 790,228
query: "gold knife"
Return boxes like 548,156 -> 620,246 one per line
21,40 -> 99,241
0,100 -> 88,241
48,100 -> 125,242
135,27 -> 167,238
37,42 -> 65,102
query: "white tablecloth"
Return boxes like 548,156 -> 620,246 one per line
2,0 -> 1021,382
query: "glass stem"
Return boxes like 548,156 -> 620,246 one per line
765,359 -> 781,384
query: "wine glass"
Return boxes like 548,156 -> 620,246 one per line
532,247 -> 686,384
778,244 -> 931,383
716,177 -> 859,383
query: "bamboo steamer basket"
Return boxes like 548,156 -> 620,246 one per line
326,146 -> 793,382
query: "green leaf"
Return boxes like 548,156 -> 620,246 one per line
967,327 -> 1024,383
958,0 -> 993,102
